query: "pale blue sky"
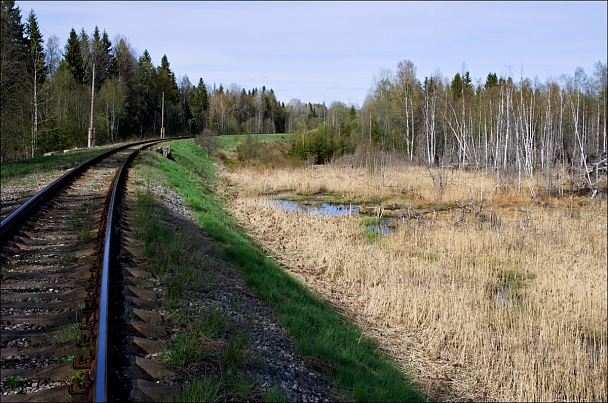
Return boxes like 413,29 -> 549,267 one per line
16,1 -> 608,107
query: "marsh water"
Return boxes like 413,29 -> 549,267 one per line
268,198 -> 395,236
268,199 -> 359,216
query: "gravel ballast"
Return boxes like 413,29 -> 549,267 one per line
136,178 -> 341,401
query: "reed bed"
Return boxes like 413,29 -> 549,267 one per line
219,163 -> 607,402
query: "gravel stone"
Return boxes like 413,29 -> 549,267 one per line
134,177 -> 341,402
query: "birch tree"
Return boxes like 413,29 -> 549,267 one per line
25,9 -> 45,157
98,78 -> 125,143
422,75 -> 439,165
395,60 -> 419,160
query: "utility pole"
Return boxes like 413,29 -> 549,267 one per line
88,63 -> 96,148
160,91 -> 165,139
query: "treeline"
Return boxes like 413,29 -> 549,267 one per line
290,60 -> 607,196
360,60 -> 607,172
2,0 -> 606,196
288,103 -> 359,164
1,1 -> 323,162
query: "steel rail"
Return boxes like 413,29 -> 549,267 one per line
93,147 -> 141,402
92,137 -> 192,401
0,139 -> 158,245
1,136 -> 192,401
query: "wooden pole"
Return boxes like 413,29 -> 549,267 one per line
160,91 -> 165,139
88,63 -> 96,147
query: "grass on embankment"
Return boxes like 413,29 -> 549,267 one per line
150,139 -> 426,402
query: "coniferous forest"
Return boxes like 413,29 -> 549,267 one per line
1,1 -> 606,196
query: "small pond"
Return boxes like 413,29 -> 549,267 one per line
268,199 -> 359,216
268,198 -> 397,237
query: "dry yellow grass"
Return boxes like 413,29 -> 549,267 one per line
218,162 -> 607,402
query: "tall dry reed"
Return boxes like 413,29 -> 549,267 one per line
219,162 -> 607,402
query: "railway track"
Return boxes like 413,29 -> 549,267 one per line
1,141 -> 178,401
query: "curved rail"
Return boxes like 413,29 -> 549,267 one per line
0,139 -> 155,244
93,147 -> 141,402
1,136 -> 192,400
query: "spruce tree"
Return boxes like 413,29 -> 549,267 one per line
157,54 -> 179,103
90,26 -> 113,88
1,0 -> 30,161
64,28 -> 85,84
78,28 -> 90,83
136,49 -> 157,135
451,73 -> 463,101
192,78 -> 209,131
485,72 -> 498,90
91,26 -> 101,84
112,36 -> 138,135
25,10 -> 46,85
101,30 -> 113,77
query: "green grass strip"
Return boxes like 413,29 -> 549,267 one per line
144,139 -> 426,402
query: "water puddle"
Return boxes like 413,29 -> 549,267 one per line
268,199 -> 358,216
268,198 -> 397,237
366,219 -> 394,236
494,282 -> 514,309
